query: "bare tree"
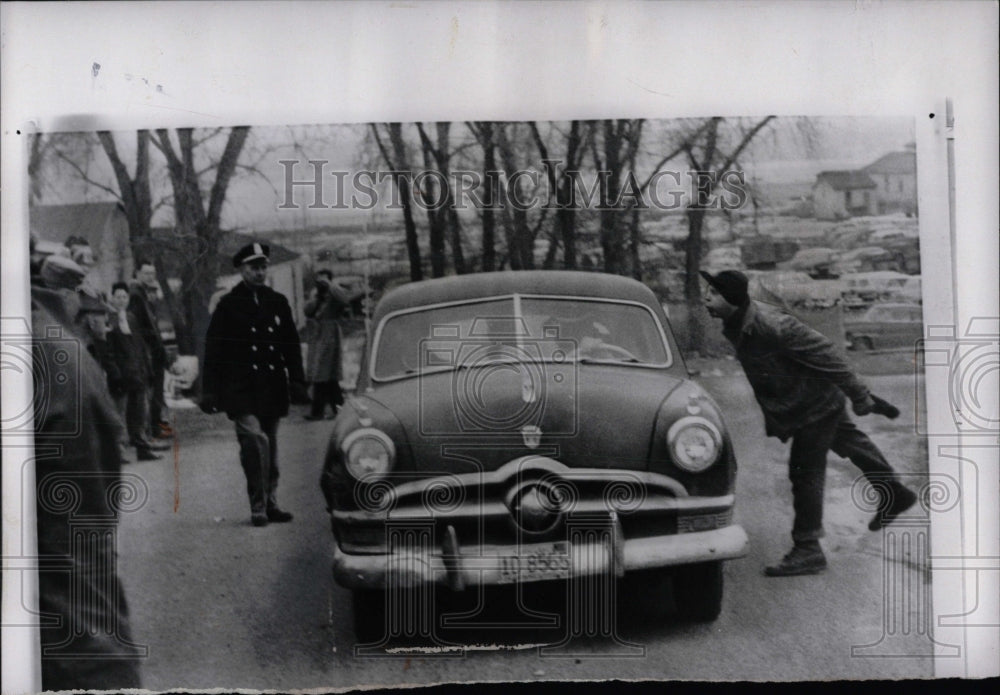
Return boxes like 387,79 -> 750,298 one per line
97,131 -> 154,243
586,119 -> 645,275
466,121 -> 500,272
678,116 -> 776,354
495,123 -> 536,270
413,125 -> 447,277
416,122 -> 468,275
529,120 -> 587,270
151,126 -> 250,359
370,123 -> 423,281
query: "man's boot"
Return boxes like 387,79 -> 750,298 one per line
868,484 -> 918,531
764,541 -> 827,577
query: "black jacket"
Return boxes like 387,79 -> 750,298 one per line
203,281 -> 305,418
87,337 -> 126,397
723,300 -> 870,440
128,282 -> 167,367
107,311 -> 153,391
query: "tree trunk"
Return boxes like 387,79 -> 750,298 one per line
434,122 -> 467,275
495,124 -> 533,270
629,204 -> 642,280
380,123 -> 423,281
481,148 -> 498,272
685,207 -> 707,355
559,120 -> 583,269
153,126 -> 249,376
418,136 -> 447,277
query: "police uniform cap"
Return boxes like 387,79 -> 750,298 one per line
233,242 -> 271,267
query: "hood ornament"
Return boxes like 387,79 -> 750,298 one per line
521,424 -> 542,449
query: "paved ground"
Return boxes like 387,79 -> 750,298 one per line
116,352 -> 935,689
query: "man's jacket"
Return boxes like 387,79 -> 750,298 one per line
202,281 -> 305,418
722,300 -> 870,440
107,312 -> 153,392
32,287 -> 141,691
128,282 -> 167,366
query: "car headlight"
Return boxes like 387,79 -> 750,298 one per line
667,416 -> 722,473
341,428 -> 396,481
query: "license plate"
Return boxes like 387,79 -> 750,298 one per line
498,542 -> 571,584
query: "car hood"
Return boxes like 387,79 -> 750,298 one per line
359,365 -> 685,474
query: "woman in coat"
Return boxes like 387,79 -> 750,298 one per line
303,269 -> 350,420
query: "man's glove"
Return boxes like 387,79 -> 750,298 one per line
852,395 -> 876,416
289,380 -> 311,405
198,393 -> 219,415
871,394 -> 900,419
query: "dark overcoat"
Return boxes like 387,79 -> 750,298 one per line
303,286 -> 349,383
107,311 -> 152,392
203,281 -> 305,418
128,282 -> 167,368
32,287 -> 141,690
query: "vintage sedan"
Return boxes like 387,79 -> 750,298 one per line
844,302 -> 924,351
321,271 -> 748,639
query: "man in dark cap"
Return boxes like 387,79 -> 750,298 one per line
700,269 -> 917,576
200,242 -> 308,526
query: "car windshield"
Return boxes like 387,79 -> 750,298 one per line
372,295 -> 671,380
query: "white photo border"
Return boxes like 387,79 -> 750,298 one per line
2,0 -> 997,687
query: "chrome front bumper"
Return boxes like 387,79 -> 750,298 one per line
332,524 -> 749,590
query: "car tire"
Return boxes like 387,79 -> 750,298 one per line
351,589 -> 387,644
672,561 -> 723,622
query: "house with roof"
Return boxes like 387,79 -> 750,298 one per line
863,144 -> 917,215
29,201 -> 132,291
812,170 -> 879,220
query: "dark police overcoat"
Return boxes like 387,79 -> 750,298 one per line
203,281 -> 305,419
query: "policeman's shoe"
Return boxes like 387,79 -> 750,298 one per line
868,485 -> 918,531
137,450 -> 162,462
764,545 -> 827,577
266,507 -> 294,523
251,513 -> 269,527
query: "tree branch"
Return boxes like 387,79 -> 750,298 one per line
53,148 -> 121,200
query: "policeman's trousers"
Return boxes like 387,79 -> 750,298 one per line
233,414 -> 280,515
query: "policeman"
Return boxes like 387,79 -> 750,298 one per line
201,243 -> 309,526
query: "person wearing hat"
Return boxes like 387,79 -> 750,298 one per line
31,279 -> 143,691
201,242 -> 308,527
108,282 -> 165,462
700,268 -> 918,576
303,268 -> 351,421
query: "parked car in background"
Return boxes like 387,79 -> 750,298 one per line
844,303 -> 924,351
746,270 -> 842,310
839,271 -> 911,311
321,271 -> 748,640
886,275 -> 922,304
832,246 -> 900,275
779,247 -> 840,279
